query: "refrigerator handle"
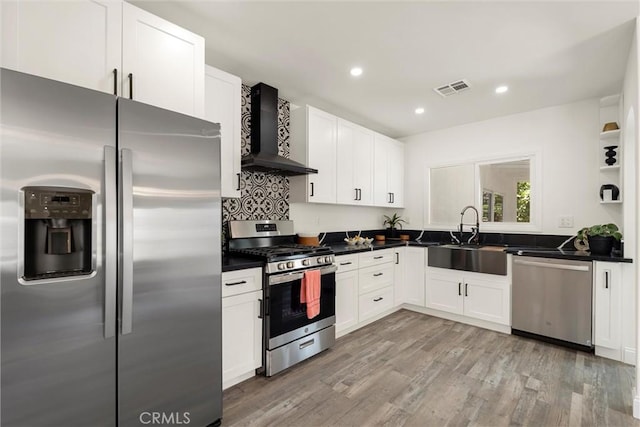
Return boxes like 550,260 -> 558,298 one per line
120,148 -> 134,335
104,146 -> 117,339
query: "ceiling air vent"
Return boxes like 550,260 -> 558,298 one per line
433,79 -> 471,97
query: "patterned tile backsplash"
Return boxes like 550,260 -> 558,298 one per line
222,84 -> 290,245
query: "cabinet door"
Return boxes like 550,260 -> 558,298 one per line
336,270 -> 359,335
122,2 -> 204,117
594,262 -> 621,349
353,127 -> 375,205
205,65 -> 241,198
307,107 -> 337,203
388,140 -> 404,207
404,247 -> 425,306
336,120 -> 357,204
222,290 -> 262,389
373,135 -> 390,205
463,278 -> 510,325
393,248 -> 405,306
2,0 -> 122,94
425,270 -> 463,315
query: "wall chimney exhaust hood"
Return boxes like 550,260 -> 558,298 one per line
241,83 -> 318,176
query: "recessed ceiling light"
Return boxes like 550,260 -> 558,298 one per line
415,107 -> 425,115
350,67 -> 363,77
495,85 -> 509,94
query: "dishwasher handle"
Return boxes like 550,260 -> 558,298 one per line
513,259 -> 590,272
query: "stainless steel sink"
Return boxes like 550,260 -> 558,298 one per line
428,244 -> 507,275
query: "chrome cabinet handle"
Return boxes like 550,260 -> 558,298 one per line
310,182 -> 315,197
104,146 -> 117,338
120,148 -> 134,335
373,297 -> 383,302
605,271 -> 609,289
258,299 -> 263,319
465,283 -> 468,297
373,272 -> 383,277
225,280 -> 247,286
395,253 -> 399,264
236,173 -> 241,191
299,338 -> 315,349
374,256 -> 383,259
340,262 -> 352,266
458,282 -> 461,296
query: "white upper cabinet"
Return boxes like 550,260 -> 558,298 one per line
2,1 -> 204,117
122,2 -> 204,117
336,119 -> 374,205
290,106 -> 337,204
2,0 -> 122,94
204,65 -> 242,198
373,134 -> 405,207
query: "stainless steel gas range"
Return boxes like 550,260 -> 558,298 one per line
228,220 -> 336,376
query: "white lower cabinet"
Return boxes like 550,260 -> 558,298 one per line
393,247 -> 405,306
334,249 -> 396,336
425,267 -> 510,326
594,261 -> 622,351
221,268 -> 262,390
335,254 -> 359,335
403,247 -> 426,306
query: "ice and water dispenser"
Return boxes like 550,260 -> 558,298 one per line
22,186 -> 94,281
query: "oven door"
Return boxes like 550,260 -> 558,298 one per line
266,264 -> 336,349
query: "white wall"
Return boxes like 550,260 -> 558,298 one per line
289,203 -> 404,234
402,99 -> 623,235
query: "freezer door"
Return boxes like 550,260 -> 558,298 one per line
117,98 -> 222,426
0,69 -> 117,426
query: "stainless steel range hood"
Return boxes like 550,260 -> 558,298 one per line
241,83 -> 317,176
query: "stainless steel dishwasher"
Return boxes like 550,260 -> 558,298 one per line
512,256 -> 593,349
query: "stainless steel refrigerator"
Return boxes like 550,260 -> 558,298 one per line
0,68 -> 222,426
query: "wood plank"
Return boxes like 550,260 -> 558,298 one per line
221,309 -> 640,427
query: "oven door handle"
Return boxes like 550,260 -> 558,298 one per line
269,264 -> 337,286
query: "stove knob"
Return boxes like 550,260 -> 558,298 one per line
325,256 -> 332,263
287,261 -> 294,269
317,257 -> 324,264
277,263 -> 286,270
302,259 -> 310,266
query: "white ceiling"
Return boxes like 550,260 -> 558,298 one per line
132,1 -> 639,139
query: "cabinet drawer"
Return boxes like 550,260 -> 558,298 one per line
222,267 -> 262,298
358,248 -> 394,268
335,254 -> 359,273
359,286 -> 394,322
359,264 -> 394,294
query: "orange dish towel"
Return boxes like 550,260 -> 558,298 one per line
300,269 -> 321,319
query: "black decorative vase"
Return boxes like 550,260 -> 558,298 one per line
588,236 -> 614,255
387,227 -> 398,238
604,145 -> 618,166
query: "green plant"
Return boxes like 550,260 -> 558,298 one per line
576,223 -> 622,242
383,213 -> 406,230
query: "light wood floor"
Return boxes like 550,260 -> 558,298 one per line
222,309 -> 640,426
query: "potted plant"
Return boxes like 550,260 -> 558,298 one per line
383,213 -> 406,238
576,223 -> 622,255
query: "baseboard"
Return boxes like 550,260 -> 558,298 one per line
634,394 -> 640,419
401,304 -> 511,334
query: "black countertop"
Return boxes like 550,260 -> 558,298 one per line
222,255 -> 264,273
223,240 -> 631,272
504,247 -> 632,263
